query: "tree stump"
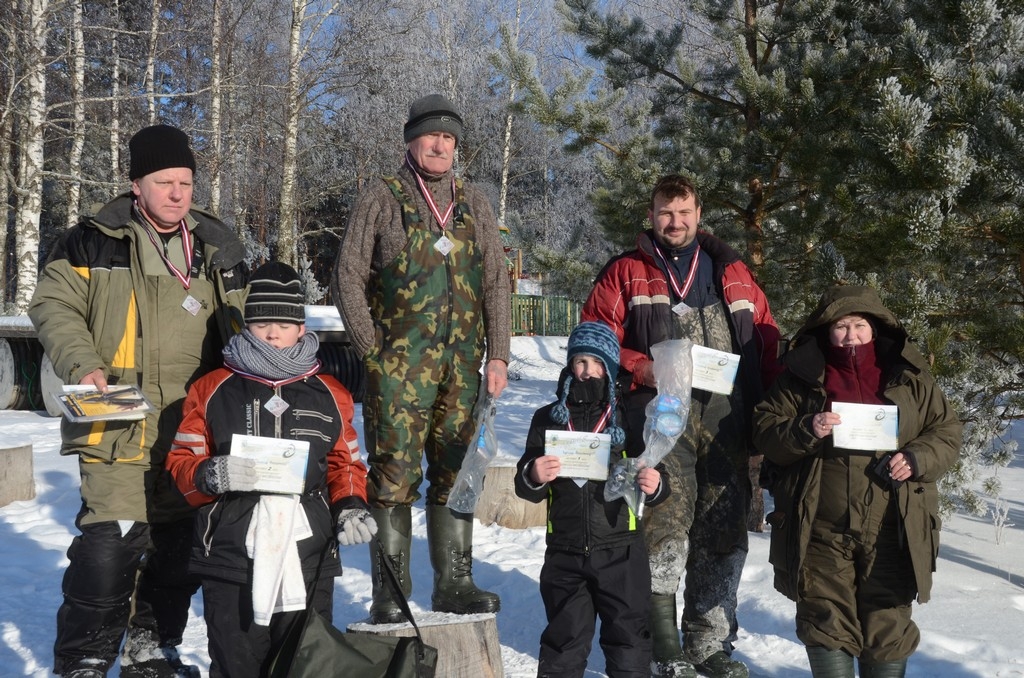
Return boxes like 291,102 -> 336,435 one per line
348,613 -> 502,678
473,464 -> 546,529
0,441 -> 35,507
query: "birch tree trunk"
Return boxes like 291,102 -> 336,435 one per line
65,0 -> 85,229
497,1 -> 521,229
209,0 -> 223,215
497,3 -> 521,293
0,0 -> 15,309
13,0 -> 49,312
145,0 -> 160,124
277,0 -> 306,268
109,0 -> 121,178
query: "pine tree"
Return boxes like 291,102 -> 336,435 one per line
502,0 -> 1024,513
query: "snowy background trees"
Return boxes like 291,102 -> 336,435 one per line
2,0 -> 1023,515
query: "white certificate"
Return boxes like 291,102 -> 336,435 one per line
230,434 -> 309,494
545,431 -> 611,481
831,402 -> 899,451
690,345 -> 740,395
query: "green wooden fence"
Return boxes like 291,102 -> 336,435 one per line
511,294 -> 581,336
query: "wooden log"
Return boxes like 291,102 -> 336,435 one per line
0,442 -> 35,507
473,464 -> 546,530
348,613 -> 502,678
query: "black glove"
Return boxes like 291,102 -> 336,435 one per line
335,509 -> 378,546
196,456 -> 257,495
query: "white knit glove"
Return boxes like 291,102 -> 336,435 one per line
197,455 -> 258,495
336,509 -> 378,546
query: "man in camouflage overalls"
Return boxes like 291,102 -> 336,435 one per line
332,94 -> 511,623
582,175 -> 781,678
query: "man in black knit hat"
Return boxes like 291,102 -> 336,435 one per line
29,124 -> 247,678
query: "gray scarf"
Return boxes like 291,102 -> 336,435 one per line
222,329 -> 320,381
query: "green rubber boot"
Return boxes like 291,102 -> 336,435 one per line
425,506 -> 500,614
368,506 -> 412,624
858,658 -> 908,678
649,593 -> 696,677
806,646 -> 855,678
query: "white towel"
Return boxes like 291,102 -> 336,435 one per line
245,494 -> 312,626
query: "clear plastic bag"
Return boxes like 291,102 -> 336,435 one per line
445,392 -> 498,514
604,338 -> 693,516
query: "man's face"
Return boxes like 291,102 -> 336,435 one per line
407,131 -> 456,175
132,167 -> 194,232
648,192 -> 701,249
248,322 -> 306,349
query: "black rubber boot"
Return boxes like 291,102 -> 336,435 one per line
425,505 -> 500,614
369,506 -> 412,624
858,658 -> 908,678
649,593 -> 696,677
806,646 -> 855,678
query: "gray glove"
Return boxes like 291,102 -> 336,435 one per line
336,509 -> 378,546
197,455 -> 258,495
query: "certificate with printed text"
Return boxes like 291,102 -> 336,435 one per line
690,345 -> 740,395
831,402 -> 899,451
229,434 -> 309,494
545,431 -> 611,481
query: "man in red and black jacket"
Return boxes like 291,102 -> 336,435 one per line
582,174 -> 781,678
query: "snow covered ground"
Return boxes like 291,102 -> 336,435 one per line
2,335 -> 1023,676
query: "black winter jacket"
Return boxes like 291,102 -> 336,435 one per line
515,370 -> 669,555
166,366 -> 369,584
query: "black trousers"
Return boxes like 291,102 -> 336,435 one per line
202,574 -> 334,678
54,516 -> 198,674
537,542 -> 653,678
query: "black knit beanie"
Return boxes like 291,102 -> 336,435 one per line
245,262 -> 305,324
129,124 -> 197,180
403,94 -> 463,145
551,321 -> 626,447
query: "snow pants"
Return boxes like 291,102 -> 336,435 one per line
53,514 -> 198,674
201,574 -> 334,678
798,456 -> 919,662
628,385 -> 751,663
363,342 -> 481,507
537,542 -> 653,678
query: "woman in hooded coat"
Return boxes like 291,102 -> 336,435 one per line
752,285 -> 961,678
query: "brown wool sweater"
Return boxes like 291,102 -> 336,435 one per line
332,163 -> 511,363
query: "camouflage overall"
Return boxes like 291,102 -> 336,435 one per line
363,176 -> 485,507
642,301 -> 752,662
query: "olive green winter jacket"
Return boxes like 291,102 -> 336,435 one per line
29,193 -> 246,470
752,285 -> 962,603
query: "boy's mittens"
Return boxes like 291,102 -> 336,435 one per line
196,455 -> 258,495
336,509 -> 378,545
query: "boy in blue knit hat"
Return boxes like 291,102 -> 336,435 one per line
515,321 -> 670,678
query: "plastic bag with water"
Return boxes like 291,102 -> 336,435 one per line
446,392 -> 498,514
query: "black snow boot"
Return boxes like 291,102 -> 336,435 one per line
426,505 -> 500,614
120,627 -> 198,677
369,505 -> 412,624
806,646 -> 855,678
